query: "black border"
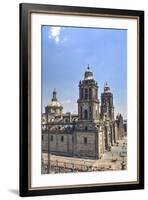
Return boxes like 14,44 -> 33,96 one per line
19,3 -> 144,197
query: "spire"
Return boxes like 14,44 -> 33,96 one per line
52,88 -> 57,101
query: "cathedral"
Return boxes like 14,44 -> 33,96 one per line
42,66 -> 127,159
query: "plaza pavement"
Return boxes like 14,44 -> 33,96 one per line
42,139 -> 127,173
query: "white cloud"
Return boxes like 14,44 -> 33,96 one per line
48,27 -> 61,43
61,99 -> 72,104
61,36 -> 68,43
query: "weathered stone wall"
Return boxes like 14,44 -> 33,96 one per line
74,131 -> 97,158
42,130 -> 99,159
42,132 -> 73,155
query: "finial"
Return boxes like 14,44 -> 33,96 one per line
105,82 -> 108,86
87,64 -> 90,70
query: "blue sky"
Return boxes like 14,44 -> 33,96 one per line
42,26 -> 127,119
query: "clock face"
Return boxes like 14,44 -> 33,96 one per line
83,103 -> 88,110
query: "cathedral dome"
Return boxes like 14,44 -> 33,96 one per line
84,65 -> 93,80
48,89 -> 63,108
48,101 -> 62,108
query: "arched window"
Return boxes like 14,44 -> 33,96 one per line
89,106 -> 91,112
89,106 -> 92,119
61,136 -> 64,142
84,137 -> 87,144
80,88 -> 83,99
89,88 -> 92,99
84,109 -> 88,120
65,118 -> 69,123
95,88 -> 98,99
50,135 -> 53,141
84,88 -> 88,99
80,106 -> 83,119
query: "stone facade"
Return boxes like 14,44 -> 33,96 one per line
42,66 -> 127,159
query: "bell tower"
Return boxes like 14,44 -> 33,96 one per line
77,65 -> 100,121
101,82 -> 114,121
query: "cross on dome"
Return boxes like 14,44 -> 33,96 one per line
87,64 -> 90,70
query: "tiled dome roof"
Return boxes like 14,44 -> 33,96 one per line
48,101 -> 62,108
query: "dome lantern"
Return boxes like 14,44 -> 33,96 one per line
52,88 -> 57,101
104,82 -> 111,93
84,64 -> 93,80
